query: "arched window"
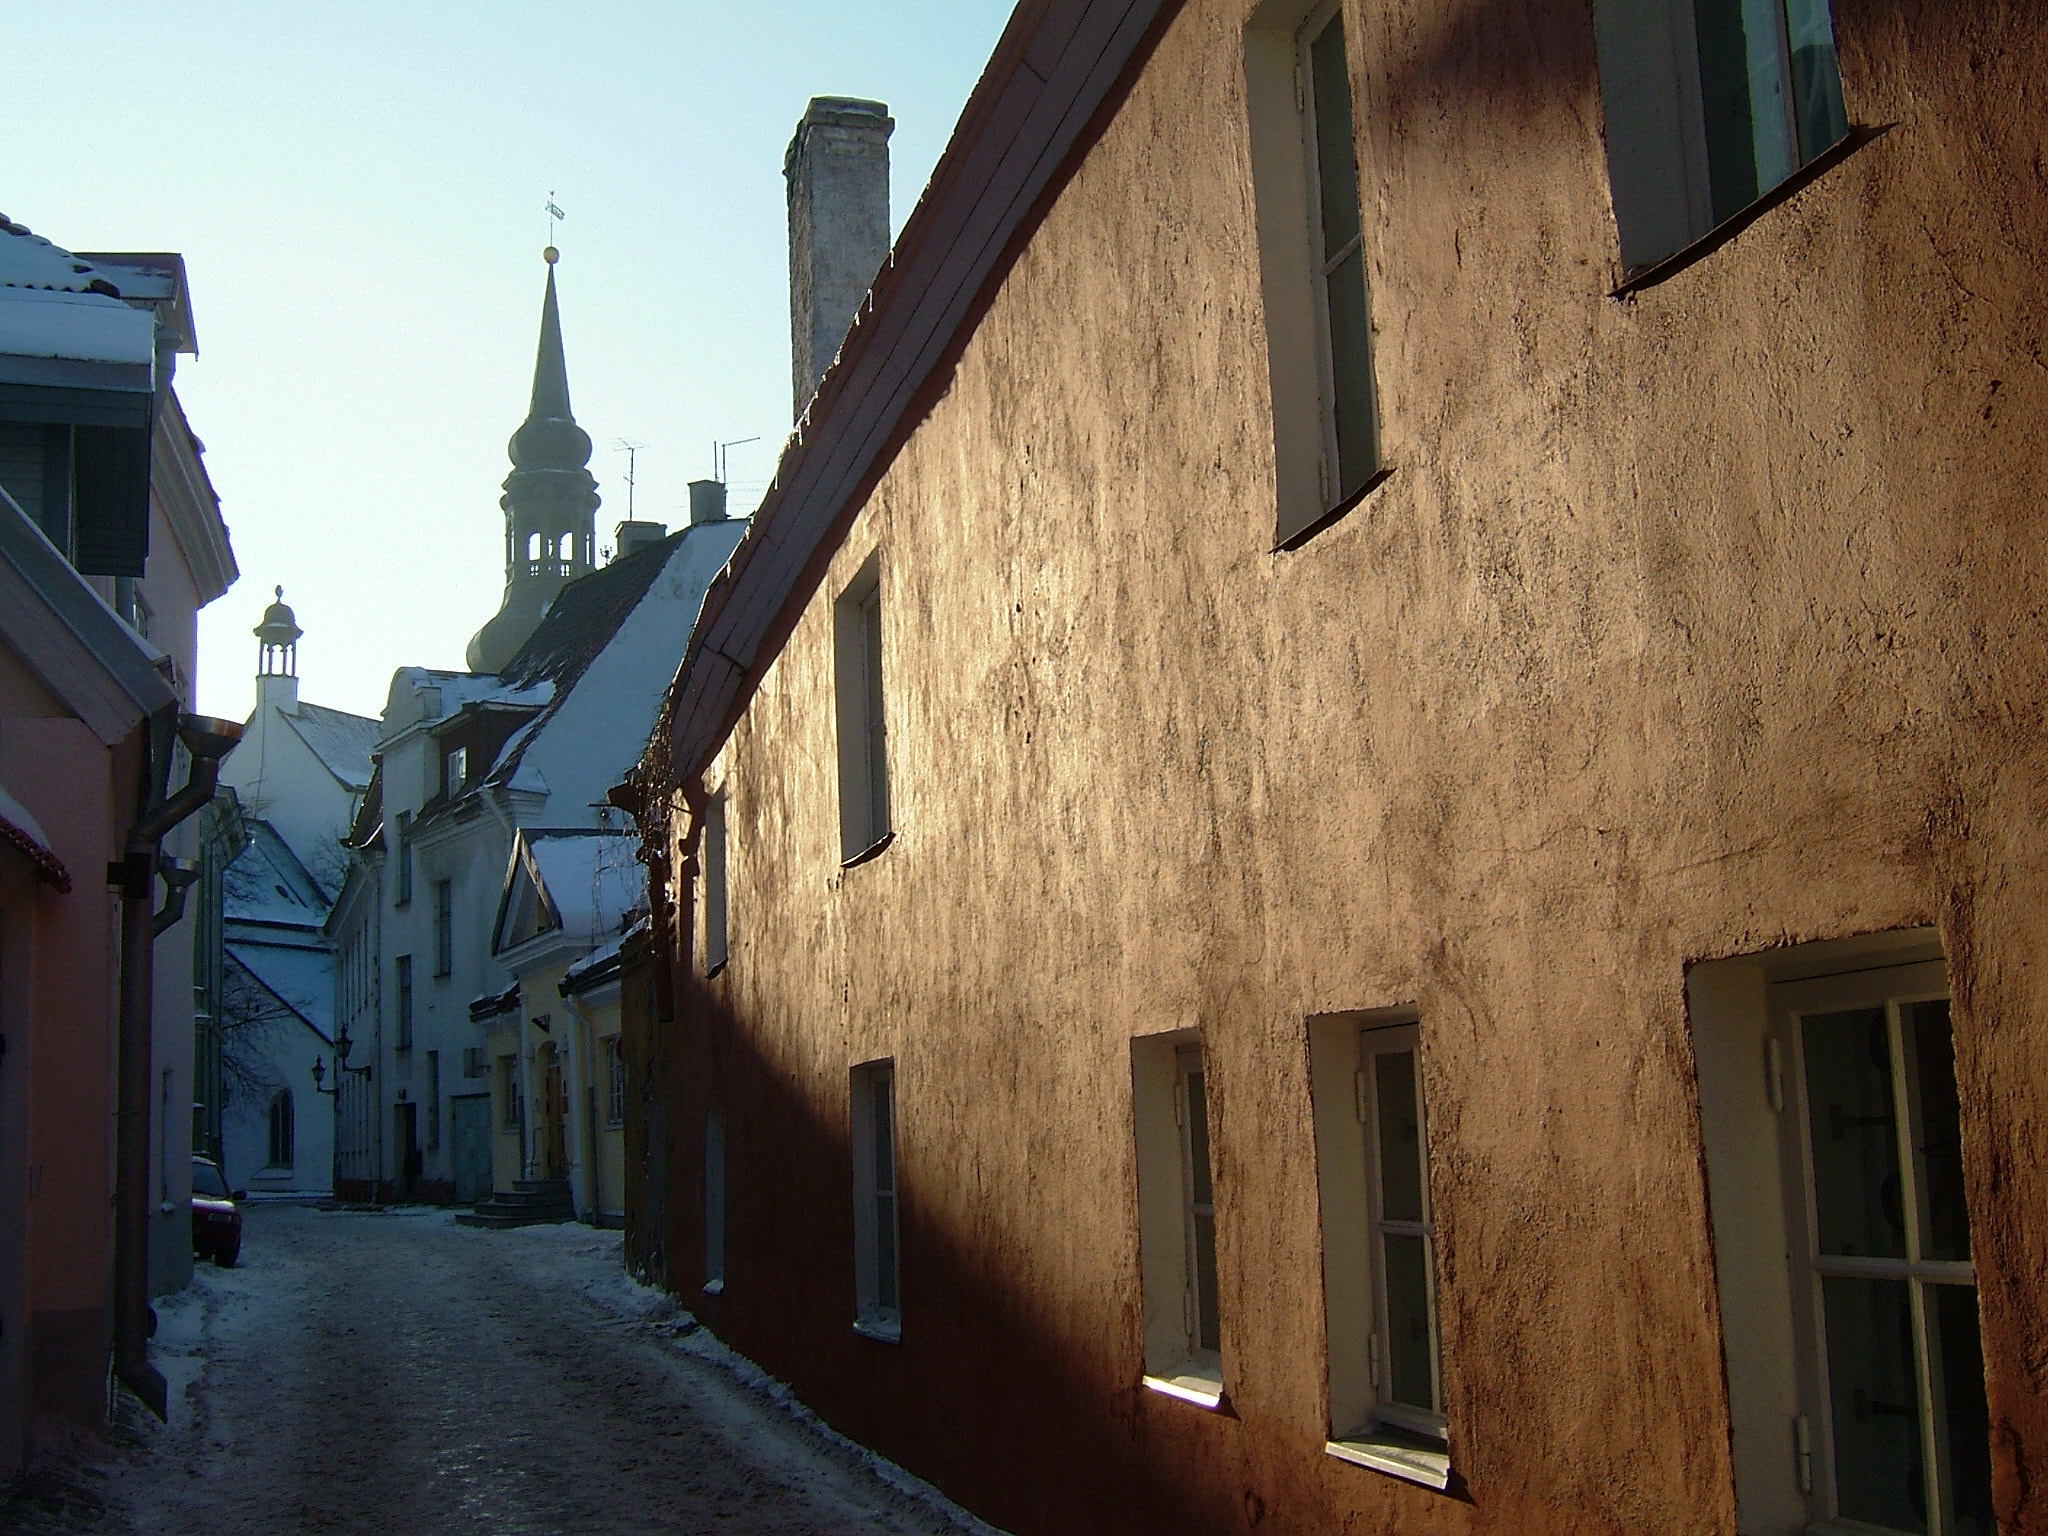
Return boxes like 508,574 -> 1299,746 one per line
268,1090 -> 295,1168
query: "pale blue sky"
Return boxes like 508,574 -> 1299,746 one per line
6,1 -> 1015,720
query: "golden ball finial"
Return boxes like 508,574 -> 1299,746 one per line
543,245 -> 559,265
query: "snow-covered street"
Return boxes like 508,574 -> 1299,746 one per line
3,1203 -> 998,1536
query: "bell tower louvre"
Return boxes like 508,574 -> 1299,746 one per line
466,246 -> 600,674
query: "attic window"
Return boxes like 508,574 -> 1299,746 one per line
444,746 -> 469,798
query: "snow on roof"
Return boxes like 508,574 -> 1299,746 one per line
562,913 -> 647,996
525,829 -> 644,952
0,215 -> 123,295
0,219 -> 154,370
282,701 -> 379,791
226,936 -> 334,1039
224,820 -> 330,925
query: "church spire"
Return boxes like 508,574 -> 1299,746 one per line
466,246 -> 601,675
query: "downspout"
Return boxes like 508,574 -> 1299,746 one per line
561,993 -> 603,1222
112,713 -> 241,1418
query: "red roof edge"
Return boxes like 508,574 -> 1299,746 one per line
0,810 -> 72,893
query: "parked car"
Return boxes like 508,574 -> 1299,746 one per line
190,1156 -> 243,1267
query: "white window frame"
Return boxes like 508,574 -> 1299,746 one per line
1592,0 -> 1851,275
1692,937 -> 1993,1536
1776,962 -> 1987,1536
1244,0 -> 1383,545
833,554 -> 892,864
1308,1012 -> 1450,1489
850,1058 -> 901,1340
1131,1031 -> 1227,1408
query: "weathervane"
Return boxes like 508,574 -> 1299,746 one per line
545,193 -> 565,263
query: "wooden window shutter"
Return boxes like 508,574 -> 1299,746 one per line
70,422 -> 152,577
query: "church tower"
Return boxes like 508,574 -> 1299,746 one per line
466,247 -> 600,674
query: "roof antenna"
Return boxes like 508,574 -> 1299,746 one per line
612,438 -> 645,518
714,436 -> 760,484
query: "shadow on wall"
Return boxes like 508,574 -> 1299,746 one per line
641,979 -> 1303,1536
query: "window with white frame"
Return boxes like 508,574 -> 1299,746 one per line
850,1059 -> 900,1339
1594,0 -> 1849,274
704,1108 -> 727,1295
443,745 -> 468,798
1691,941 -> 1992,1536
833,555 -> 891,863
702,793 -> 729,974
1308,1013 -> 1449,1487
1131,1033 -> 1227,1406
1245,0 -> 1383,545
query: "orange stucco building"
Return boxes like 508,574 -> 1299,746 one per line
633,2 -> 2048,1532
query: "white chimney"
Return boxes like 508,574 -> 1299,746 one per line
785,97 -> 893,420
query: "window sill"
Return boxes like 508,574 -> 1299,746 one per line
1325,1433 -> 1450,1490
1611,123 -> 1890,297
1142,1367 -> 1227,1411
853,1314 -> 901,1344
840,830 -> 894,870
1274,464 -> 1393,553
704,957 -> 727,980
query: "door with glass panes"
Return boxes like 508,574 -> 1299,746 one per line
1777,963 -> 1993,1535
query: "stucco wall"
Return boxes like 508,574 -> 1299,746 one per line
659,1 -> 2048,1532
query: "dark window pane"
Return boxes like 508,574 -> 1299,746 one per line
1784,0 -> 1848,161
1185,1069 -> 1213,1208
871,1075 -> 895,1193
1908,999 -> 1970,1262
876,1190 -> 898,1312
1383,1232 -> 1435,1412
1308,14 -> 1361,256
1822,1275 -> 1927,1533
1931,1283 -> 1995,1536
1192,1208 -> 1221,1353
1803,1007 -> 1906,1258
1374,1049 -> 1424,1223
1693,0 -> 1796,221
1325,248 -> 1379,499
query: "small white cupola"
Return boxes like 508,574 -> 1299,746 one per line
255,585 -> 302,713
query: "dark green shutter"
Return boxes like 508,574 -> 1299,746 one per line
70,422 -> 152,577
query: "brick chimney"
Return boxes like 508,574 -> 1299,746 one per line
785,96 -> 893,420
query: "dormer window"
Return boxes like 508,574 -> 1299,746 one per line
444,746 -> 468,798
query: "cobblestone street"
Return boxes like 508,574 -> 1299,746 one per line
1,1205 -> 994,1536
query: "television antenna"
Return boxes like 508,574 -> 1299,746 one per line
714,436 -> 761,484
613,438 -> 645,518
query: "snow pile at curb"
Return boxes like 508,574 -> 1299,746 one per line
499,1222 -> 1009,1536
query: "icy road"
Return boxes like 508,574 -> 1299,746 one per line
8,1203 -> 997,1536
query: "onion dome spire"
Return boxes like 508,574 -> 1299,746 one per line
467,246 -> 601,675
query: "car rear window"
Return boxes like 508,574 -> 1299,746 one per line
191,1161 -> 231,1198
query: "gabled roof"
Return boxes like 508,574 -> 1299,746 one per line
225,818 -> 330,926
491,826 -> 642,962
225,936 -> 334,1041
654,0 -> 1181,787
481,528 -> 693,793
281,701 -> 380,792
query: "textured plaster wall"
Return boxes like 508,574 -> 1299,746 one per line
667,0 -> 2048,1532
